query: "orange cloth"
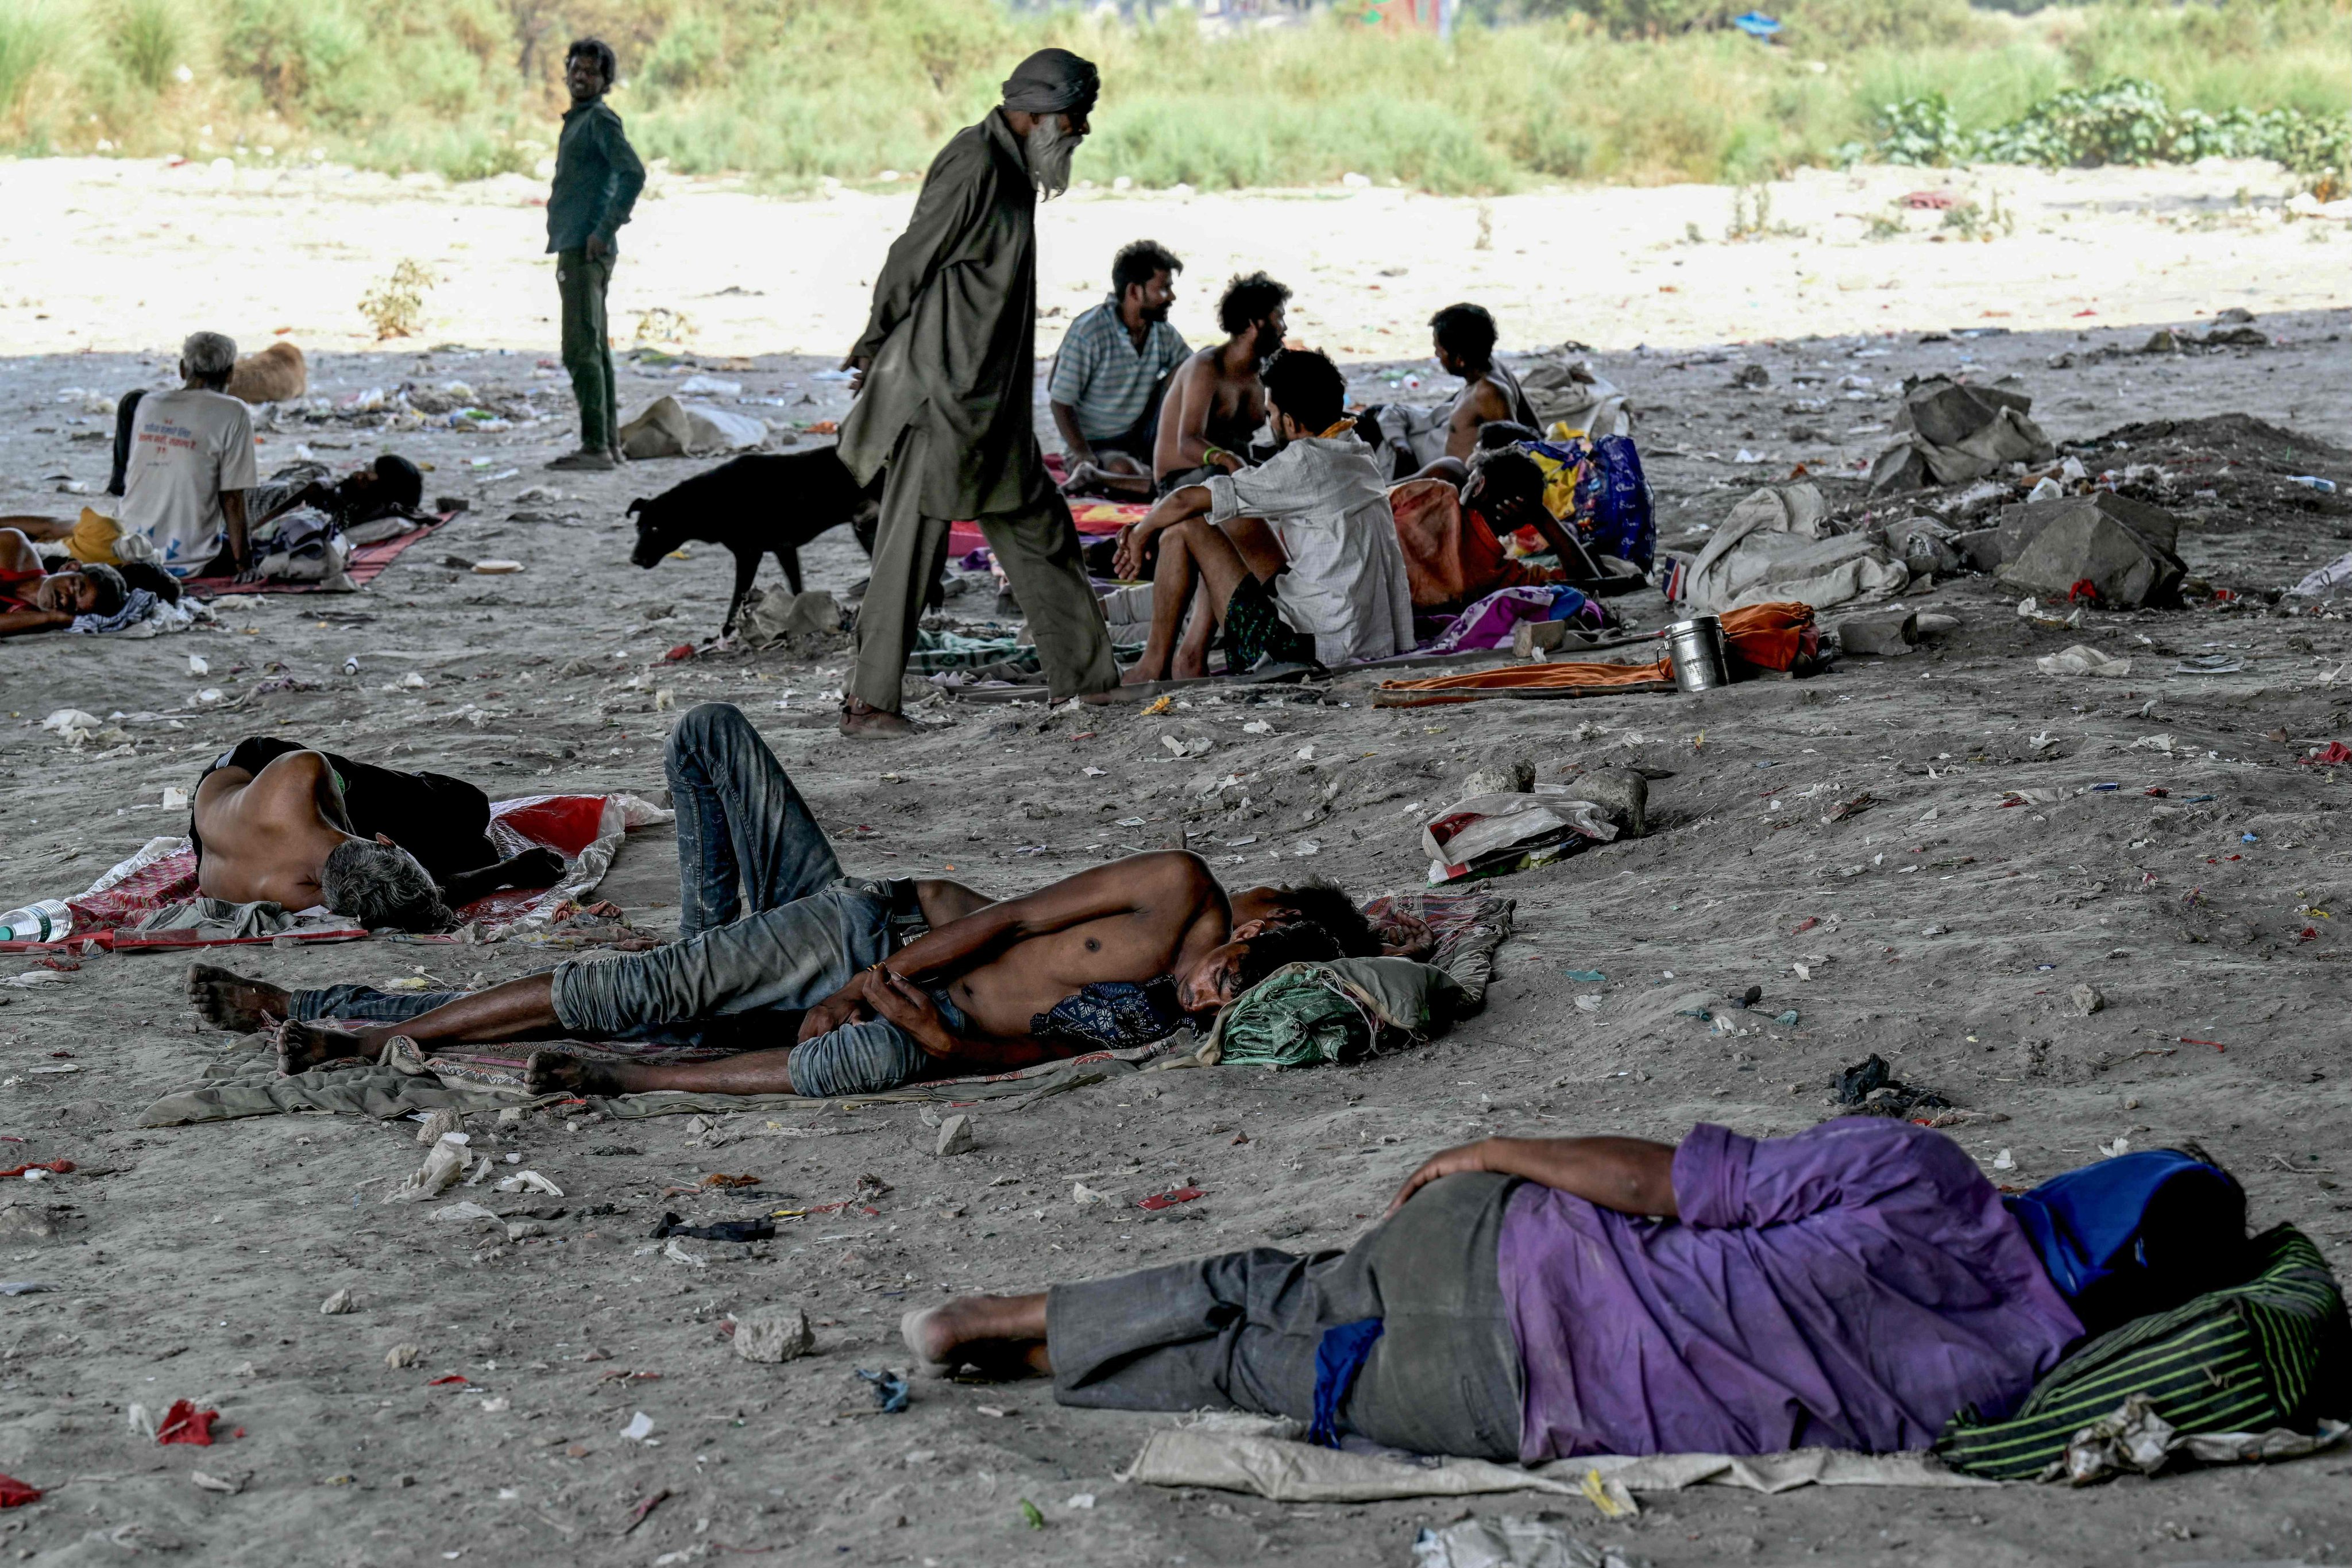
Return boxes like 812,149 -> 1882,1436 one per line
1378,602 -> 1816,693
1387,478 -> 1561,611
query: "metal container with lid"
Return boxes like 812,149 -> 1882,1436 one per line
1664,614 -> 1731,693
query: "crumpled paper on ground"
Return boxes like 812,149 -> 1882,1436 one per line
2049,1394 -> 2350,1486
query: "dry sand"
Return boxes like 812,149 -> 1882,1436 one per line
0,156 -> 2348,1564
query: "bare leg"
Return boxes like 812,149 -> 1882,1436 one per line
1172,579 -> 1214,679
1222,515 -> 1288,581
186,964 -> 291,1032
902,1292 -> 1052,1377
276,974 -> 567,1075
1123,524 -> 1200,684
1171,516 -> 1257,626
526,1044 -> 801,1097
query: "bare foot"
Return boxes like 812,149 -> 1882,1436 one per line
186,963 -> 291,1032
901,1295 -> 1051,1378
839,698 -> 916,737
276,1018 -> 366,1075
524,1051 -> 624,1096
1119,659 -> 1167,686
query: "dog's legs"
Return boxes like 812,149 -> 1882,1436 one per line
723,546 -> 760,639
778,546 -> 804,598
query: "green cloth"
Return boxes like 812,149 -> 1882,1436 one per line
557,248 -> 617,451
1209,957 -> 1467,1069
1936,1225 -> 2350,1480
545,101 -> 645,254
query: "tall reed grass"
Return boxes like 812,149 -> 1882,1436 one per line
0,0 -> 2339,190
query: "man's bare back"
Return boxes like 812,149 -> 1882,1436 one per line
191,751 -> 353,910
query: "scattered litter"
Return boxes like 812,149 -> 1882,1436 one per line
1993,1149 -> 2016,1171
1561,970 -> 1605,983
1137,1187 -> 1204,1212
493,1170 -> 563,1196
1067,1492 -> 1096,1509
858,1368 -> 910,1414
385,1140 -> 469,1203
661,1237 -> 708,1269
1832,1054 -> 1949,1119
2037,645 -> 2131,679
1019,1498 -> 1046,1530
155,1399 -> 218,1446
2050,1394 -> 2349,1485
190,1470 -> 248,1495
1413,1516 -> 1637,1568
620,1411 -> 655,1442
1072,1183 -> 1113,1207
0,1283 -> 55,1297
2175,653 -> 2243,675
652,1212 -> 773,1243
430,1200 -> 498,1222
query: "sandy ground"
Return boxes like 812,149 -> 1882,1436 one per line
0,157 -> 2349,1565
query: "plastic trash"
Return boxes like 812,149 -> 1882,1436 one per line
1413,1515 -> 1636,1568
858,1368 -> 910,1413
0,902 -> 73,943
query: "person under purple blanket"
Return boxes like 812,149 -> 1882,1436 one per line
898,1118 -> 2085,1462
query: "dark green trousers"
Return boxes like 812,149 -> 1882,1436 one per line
556,248 -> 617,451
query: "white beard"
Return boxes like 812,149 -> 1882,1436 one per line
1025,117 -> 1078,200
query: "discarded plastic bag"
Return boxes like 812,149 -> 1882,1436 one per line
2037,644 -> 2131,679
384,1139 -> 468,1203
1413,1516 -> 1636,1568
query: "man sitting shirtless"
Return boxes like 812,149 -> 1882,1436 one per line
189,737 -> 565,930
1150,271 -> 1289,496
188,702 -> 1345,1096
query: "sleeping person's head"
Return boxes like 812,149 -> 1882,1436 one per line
322,835 -> 454,932
1175,920 -> 1344,1016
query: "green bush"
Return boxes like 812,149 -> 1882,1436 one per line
0,1 -> 67,118
110,0 -> 186,94
0,0 -> 2343,191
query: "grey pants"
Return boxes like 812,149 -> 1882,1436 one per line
1049,1172 -> 1524,1460
851,424 -> 1117,712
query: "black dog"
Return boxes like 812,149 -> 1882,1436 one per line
626,448 -> 884,639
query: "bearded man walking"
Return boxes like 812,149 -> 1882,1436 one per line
835,48 -> 1119,735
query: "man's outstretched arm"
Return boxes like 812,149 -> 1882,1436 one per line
1387,1135 -> 1678,1218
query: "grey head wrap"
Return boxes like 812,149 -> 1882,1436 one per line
1001,48 -> 1100,117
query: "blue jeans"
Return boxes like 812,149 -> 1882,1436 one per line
293,703 -> 951,1094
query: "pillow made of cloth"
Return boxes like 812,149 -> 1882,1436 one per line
1935,1225 -> 2350,1480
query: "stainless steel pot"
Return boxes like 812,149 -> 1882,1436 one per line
1664,615 -> 1731,693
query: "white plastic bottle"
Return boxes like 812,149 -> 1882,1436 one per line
0,900 -> 73,943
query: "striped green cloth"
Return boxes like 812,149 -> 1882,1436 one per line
1937,1225 -> 2349,1480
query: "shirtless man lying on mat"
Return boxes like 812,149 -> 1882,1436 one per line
187,702 -> 1356,1096
189,737 -> 566,931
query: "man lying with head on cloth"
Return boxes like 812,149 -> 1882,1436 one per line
187,738 -> 568,932
898,1118 -> 2128,1462
188,704 -> 1376,1094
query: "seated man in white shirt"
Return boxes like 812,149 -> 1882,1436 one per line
118,331 -> 259,576
1112,350 -> 1414,682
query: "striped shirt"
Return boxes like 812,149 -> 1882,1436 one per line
1048,296 -> 1189,441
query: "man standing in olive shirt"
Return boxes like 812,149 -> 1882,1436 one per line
546,37 -> 646,472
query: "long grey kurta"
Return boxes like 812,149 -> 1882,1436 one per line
838,109 -> 1115,710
